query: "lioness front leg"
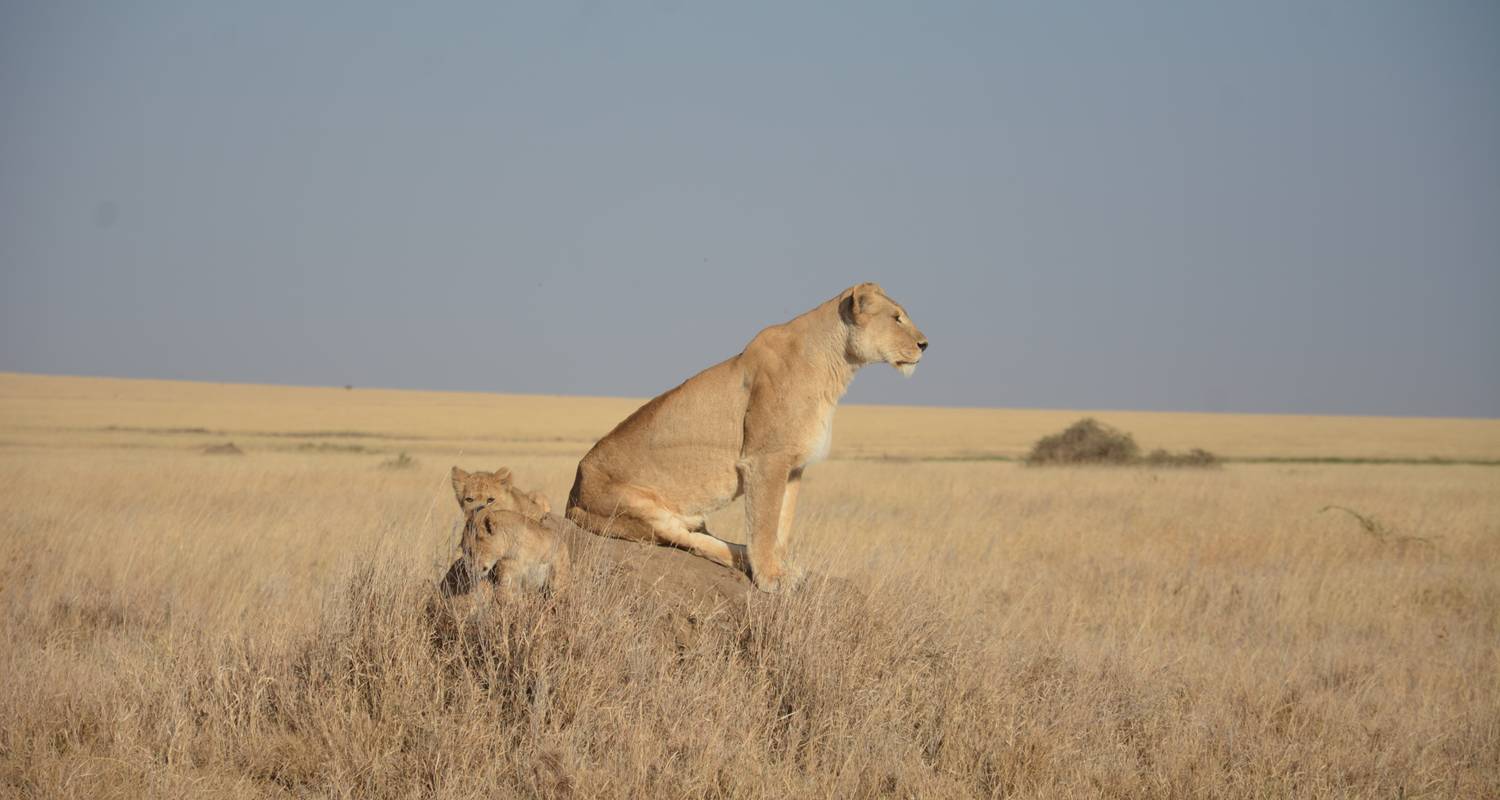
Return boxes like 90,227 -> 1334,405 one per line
775,468 -> 803,573
741,457 -> 796,592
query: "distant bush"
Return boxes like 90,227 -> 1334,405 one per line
1144,448 -> 1220,468
297,442 -> 367,454
1025,418 -> 1140,465
380,451 -> 418,470
1026,419 -> 1219,468
202,442 -> 244,456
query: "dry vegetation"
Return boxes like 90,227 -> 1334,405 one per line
1,373 -> 1498,798
1025,418 -> 1220,467
6,372 -> 1498,463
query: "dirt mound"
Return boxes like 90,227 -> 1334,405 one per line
434,515 -> 856,646
438,515 -> 751,604
202,441 -> 244,456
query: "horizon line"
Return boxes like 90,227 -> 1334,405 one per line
5,369 -> 1495,424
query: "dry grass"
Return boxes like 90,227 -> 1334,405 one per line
1,373 -> 1497,798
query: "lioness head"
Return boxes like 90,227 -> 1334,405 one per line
451,466 -> 552,518
838,283 -> 929,376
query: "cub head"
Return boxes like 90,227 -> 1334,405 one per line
460,507 -> 522,573
838,282 -> 929,376
451,466 -> 552,519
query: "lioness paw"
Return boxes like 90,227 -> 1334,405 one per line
754,579 -> 781,594
753,573 -> 785,594
754,565 -> 810,594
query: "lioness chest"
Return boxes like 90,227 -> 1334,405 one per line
802,404 -> 836,466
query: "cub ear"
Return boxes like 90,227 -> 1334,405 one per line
451,466 -> 468,490
530,491 -> 552,515
491,467 -> 513,484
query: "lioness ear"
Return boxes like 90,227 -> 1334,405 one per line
483,514 -> 496,535
839,283 -> 881,323
853,282 -> 884,314
839,291 -> 858,324
492,467 -> 513,484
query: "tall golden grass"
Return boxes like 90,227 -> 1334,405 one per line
1,373 -> 1497,797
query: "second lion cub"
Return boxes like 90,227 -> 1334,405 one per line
451,466 -> 551,519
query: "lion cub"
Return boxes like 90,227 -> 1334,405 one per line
451,466 -> 551,520
461,507 -> 572,594
444,465 -> 567,596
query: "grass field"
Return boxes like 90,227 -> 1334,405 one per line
1,372 -> 1497,797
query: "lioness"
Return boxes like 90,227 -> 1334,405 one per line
460,507 -> 572,594
566,282 -> 927,592
451,466 -> 551,519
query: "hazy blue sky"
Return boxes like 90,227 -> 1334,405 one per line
3,2 -> 1496,417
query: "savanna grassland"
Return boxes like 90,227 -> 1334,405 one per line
1,372 -> 1497,798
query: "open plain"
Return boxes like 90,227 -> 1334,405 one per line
1,372 -> 1497,798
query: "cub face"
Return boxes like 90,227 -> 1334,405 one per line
461,507 -> 520,573
451,466 -> 551,519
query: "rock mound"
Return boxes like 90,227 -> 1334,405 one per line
434,515 -> 751,644
433,515 -> 856,647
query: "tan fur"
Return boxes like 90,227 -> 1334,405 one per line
461,507 -> 572,594
566,282 -> 928,592
451,466 -> 551,520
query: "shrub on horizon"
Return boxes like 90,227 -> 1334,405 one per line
1026,419 -> 1219,468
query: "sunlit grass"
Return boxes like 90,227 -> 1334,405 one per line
1,373 -> 1496,797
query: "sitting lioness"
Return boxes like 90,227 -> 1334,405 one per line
459,507 -> 572,594
566,282 -> 927,592
451,466 -> 551,520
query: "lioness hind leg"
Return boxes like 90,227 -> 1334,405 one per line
565,503 -> 658,543
569,489 -> 747,572
652,525 -> 750,574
